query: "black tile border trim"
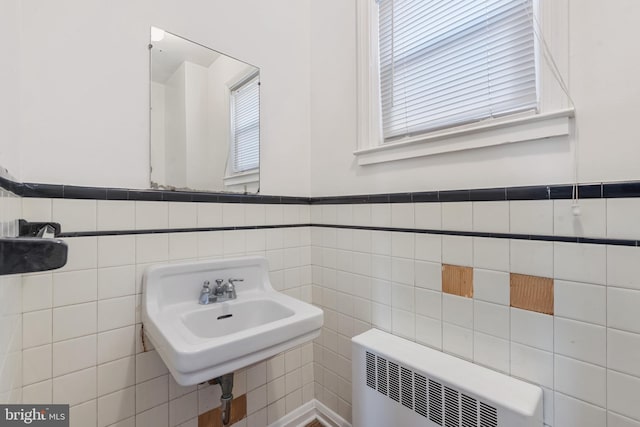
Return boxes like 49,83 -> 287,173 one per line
2,175 -> 640,204
313,183 -> 606,204
0,176 -> 310,204
57,223 -> 639,247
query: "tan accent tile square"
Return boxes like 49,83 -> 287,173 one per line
442,264 -> 473,298
510,273 -> 554,315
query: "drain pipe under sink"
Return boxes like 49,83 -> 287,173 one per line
210,373 -> 234,426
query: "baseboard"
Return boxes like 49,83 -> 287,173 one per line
268,399 -> 351,427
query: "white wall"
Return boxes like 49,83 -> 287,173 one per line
207,57 -> 235,191
164,64 -> 187,188
15,0 -> 311,196
150,82 -> 166,185
207,56 -> 255,191
8,1 -> 640,198
0,0 -> 21,179
309,0 -> 640,196
184,61 -> 213,190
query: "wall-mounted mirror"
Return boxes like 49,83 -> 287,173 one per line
149,27 -> 260,193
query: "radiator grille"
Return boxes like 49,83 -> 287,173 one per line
377,356 -> 387,396
481,402 -> 498,427
366,352 -> 376,389
389,362 -> 400,402
401,367 -> 413,409
365,352 -> 499,427
444,387 -> 460,427
415,373 -> 428,418
462,394 -> 477,427
429,379 -> 443,426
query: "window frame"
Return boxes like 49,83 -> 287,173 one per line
225,71 -> 260,185
355,0 -> 574,166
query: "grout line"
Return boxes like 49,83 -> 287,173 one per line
605,239 -> 609,422
551,228 -> 556,427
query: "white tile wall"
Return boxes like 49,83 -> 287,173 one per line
473,237 -> 510,271
0,190 -> 22,404
442,235 -> 473,266
473,201 -> 509,233
473,268 -> 510,305
8,192 -> 640,426
607,198 -> 640,240
554,317 -> 606,366
510,200 -> 554,235
554,280 -> 606,325
414,203 -> 441,230
442,202 -> 472,231
554,242 -> 606,285
16,198 -> 313,427
554,199 -> 606,238
510,239 -> 554,277
555,392 -> 606,427
311,198 -> 640,427
53,199 -> 97,233
511,308 -> 554,352
473,332 -> 509,374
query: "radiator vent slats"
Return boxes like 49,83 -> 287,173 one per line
480,402 -> 498,427
367,352 -> 500,427
414,373 -> 428,418
444,387 -> 460,427
366,352 -> 376,389
401,367 -> 413,409
377,356 -> 387,396
389,362 -> 400,402
429,379 -> 443,426
462,394 -> 478,427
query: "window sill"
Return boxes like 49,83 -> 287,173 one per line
224,169 -> 259,186
354,109 -> 574,166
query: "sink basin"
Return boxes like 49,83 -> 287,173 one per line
182,299 -> 295,339
142,256 -> 323,386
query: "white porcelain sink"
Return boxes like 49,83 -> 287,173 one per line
142,256 -> 323,386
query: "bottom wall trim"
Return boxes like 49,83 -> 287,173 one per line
268,399 -> 351,427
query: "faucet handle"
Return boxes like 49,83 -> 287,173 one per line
199,281 -> 213,304
226,278 -> 242,299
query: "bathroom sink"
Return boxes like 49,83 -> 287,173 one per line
142,256 -> 323,386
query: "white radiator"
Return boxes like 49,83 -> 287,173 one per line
352,329 -> 543,427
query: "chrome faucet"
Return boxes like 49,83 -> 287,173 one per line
212,279 -> 226,298
198,278 -> 244,304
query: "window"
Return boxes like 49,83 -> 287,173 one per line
355,0 -> 573,165
230,74 -> 260,174
379,0 -> 537,141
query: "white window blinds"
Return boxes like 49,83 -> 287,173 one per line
230,75 -> 260,173
378,0 -> 537,142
